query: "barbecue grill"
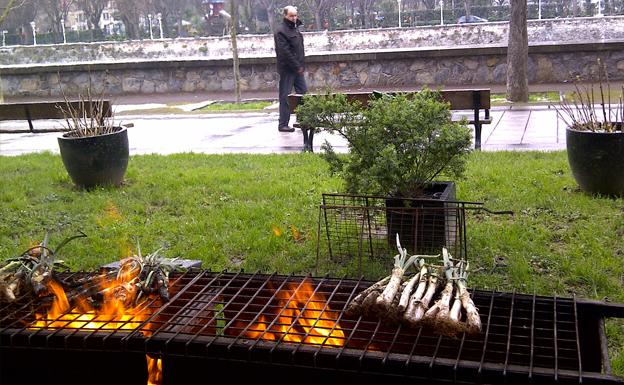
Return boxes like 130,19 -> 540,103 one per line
1,271 -> 623,385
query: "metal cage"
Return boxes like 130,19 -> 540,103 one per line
315,193 -> 481,276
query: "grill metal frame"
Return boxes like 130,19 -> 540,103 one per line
1,271 -> 623,385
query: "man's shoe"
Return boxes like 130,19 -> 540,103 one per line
278,126 -> 295,133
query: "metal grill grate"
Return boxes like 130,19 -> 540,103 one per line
317,193 -> 476,276
2,271 -> 622,385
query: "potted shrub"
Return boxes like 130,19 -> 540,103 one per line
555,66 -> 624,197
57,93 -> 129,189
296,88 -> 473,252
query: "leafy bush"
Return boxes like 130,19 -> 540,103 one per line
296,88 -> 473,197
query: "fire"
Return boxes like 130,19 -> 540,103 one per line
147,355 -> 163,385
245,279 -> 345,347
31,280 -> 146,330
32,275 -> 148,330
30,269 -> 162,385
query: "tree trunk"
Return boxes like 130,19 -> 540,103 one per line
230,0 -> 241,103
121,15 -> 139,39
464,0 -> 471,17
506,0 -> 528,103
266,6 -> 275,32
177,13 -> 183,37
314,10 -> 322,30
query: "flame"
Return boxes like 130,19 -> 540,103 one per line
147,355 -> 163,385
245,279 -> 344,347
30,267 -> 162,384
32,274 -> 147,330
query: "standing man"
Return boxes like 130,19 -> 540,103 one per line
274,5 -> 307,132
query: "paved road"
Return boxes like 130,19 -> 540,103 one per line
0,103 -> 566,156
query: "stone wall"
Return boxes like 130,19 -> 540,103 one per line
1,16 -> 623,65
3,41 -> 623,98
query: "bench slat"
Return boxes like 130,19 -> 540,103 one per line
288,89 -> 490,114
288,89 -> 491,152
0,101 -> 112,121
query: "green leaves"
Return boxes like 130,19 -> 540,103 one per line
297,88 -> 473,197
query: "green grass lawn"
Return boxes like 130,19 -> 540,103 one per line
491,91 -> 561,105
198,100 -> 274,112
116,100 -> 275,116
1,151 -> 622,374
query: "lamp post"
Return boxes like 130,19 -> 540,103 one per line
440,0 -> 444,25
30,21 -> 36,45
2,30 -> 7,46
397,0 -> 402,28
219,8 -> 241,103
61,18 -> 66,43
596,0 -> 604,16
147,14 -> 153,39
156,13 -> 163,39
538,0 -> 541,19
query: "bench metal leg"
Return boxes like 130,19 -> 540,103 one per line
25,106 -> 34,132
474,122 -> 482,150
307,130 -> 314,152
472,91 -> 482,151
301,127 -> 314,153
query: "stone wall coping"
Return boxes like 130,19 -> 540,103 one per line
2,16 -> 623,67
0,15 -> 620,50
1,39 -> 622,76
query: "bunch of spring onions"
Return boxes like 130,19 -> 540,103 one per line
346,235 -> 481,336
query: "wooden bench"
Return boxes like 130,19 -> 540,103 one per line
0,100 -> 113,133
288,89 -> 492,152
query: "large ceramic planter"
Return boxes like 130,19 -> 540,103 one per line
566,126 -> 624,197
385,181 -> 456,255
58,127 -> 129,189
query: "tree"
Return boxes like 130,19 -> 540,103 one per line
40,0 -> 74,34
506,0 -> 528,102
238,0 -> 256,33
463,0 -> 472,17
303,0 -> 331,30
256,0 -> 277,32
421,0 -> 439,11
0,0 -> 33,27
148,0 -> 198,37
0,0 -> 23,103
0,0 -> 18,24
356,0 -> 376,28
77,0 -> 107,35
115,0 -> 148,39
229,0 -> 241,102
0,0 -> 35,103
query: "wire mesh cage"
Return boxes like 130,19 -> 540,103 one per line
316,193 -> 480,277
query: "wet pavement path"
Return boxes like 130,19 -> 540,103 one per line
0,105 -> 566,156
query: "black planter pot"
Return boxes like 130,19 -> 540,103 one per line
566,126 -> 624,197
58,127 -> 129,189
385,181 -> 456,255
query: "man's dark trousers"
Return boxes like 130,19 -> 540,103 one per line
278,70 -> 307,129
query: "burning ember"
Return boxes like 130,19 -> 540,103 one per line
244,279 -> 345,347
30,268 -> 162,385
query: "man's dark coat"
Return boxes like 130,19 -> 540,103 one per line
274,18 -> 305,73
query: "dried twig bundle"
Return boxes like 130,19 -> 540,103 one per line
554,59 -> 623,133
57,73 -> 117,137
